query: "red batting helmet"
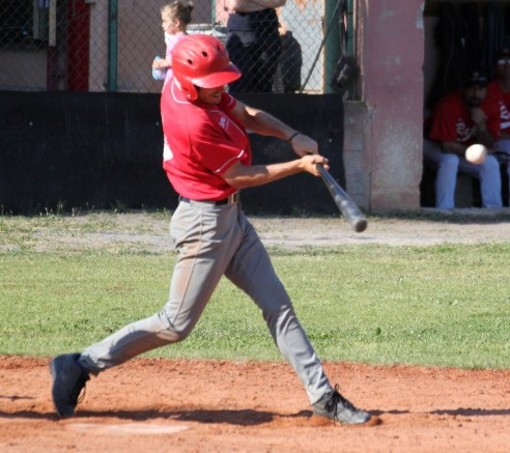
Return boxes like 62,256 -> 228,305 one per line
171,34 -> 241,100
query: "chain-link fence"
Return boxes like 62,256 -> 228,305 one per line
0,0 -> 355,95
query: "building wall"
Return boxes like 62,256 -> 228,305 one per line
352,0 -> 425,211
343,101 -> 371,210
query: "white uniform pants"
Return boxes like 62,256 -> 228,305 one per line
423,139 -> 502,209
495,140 -> 510,199
79,199 -> 332,404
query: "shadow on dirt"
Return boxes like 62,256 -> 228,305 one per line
0,408 -> 315,426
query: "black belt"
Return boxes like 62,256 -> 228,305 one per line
179,192 -> 240,205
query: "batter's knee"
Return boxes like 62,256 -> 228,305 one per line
255,281 -> 292,314
263,301 -> 296,328
153,311 -> 194,343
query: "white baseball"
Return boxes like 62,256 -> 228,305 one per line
465,144 -> 487,164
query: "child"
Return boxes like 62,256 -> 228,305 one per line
152,1 -> 194,87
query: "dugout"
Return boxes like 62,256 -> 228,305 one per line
421,1 -> 510,208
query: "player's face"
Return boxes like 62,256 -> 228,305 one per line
464,85 -> 486,108
197,86 -> 226,104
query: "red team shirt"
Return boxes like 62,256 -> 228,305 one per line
486,80 -> 510,135
426,90 -> 500,144
160,79 -> 251,200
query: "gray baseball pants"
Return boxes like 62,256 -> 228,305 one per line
79,199 -> 332,404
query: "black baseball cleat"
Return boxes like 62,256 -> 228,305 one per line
50,353 -> 90,417
312,385 -> 371,425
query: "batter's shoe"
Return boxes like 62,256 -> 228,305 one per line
50,353 -> 90,417
312,385 -> 371,425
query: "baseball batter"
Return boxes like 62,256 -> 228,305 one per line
50,34 -> 371,426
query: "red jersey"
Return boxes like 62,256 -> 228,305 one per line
426,90 -> 500,144
486,80 -> 510,134
160,79 -> 251,200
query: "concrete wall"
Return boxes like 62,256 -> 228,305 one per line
355,0 -> 425,211
343,101 -> 371,210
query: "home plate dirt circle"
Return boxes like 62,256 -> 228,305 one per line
69,422 -> 189,435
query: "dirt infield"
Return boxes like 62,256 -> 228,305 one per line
1,212 -> 510,452
1,356 -> 509,452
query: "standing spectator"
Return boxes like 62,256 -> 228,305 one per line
152,1 -> 194,176
486,48 -> 510,200
152,1 -> 194,88
224,0 -> 286,93
276,9 -> 302,93
423,70 -> 502,209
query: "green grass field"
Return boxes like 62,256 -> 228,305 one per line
1,213 -> 509,369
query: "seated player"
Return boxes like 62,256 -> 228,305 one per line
423,70 -> 502,209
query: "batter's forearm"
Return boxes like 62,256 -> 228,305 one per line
224,160 -> 304,189
241,109 -> 296,142
223,153 -> 327,189
231,101 -> 317,155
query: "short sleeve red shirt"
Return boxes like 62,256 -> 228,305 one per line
426,90 -> 500,144
160,79 -> 251,200
486,80 -> 510,133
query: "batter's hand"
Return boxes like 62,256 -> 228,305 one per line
300,154 -> 329,176
290,133 -> 319,157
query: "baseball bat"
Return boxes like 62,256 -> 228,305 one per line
317,165 -> 368,233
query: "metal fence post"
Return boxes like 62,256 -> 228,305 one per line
107,0 -> 118,92
346,0 -> 354,57
324,0 -> 341,94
